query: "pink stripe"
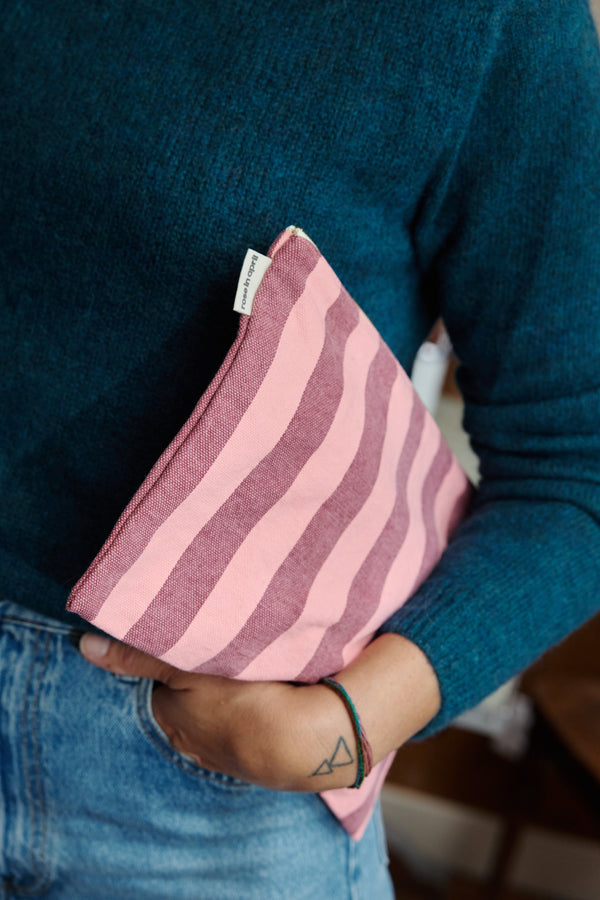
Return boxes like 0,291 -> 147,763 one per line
122,293 -> 357,657
204,340 -> 398,679
267,227 -> 294,257
297,393 -> 425,682
411,431 -> 450,588
91,255 -> 342,638
323,751 -> 395,841
236,366 -> 410,681
340,403 -> 443,667
159,314 -> 382,670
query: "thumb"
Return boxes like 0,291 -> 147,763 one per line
79,633 -> 181,685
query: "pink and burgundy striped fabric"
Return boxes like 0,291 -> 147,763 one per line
68,227 -> 471,839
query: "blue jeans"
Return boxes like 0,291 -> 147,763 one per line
0,601 -> 393,899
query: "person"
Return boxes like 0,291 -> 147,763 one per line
1,1 -> 599,897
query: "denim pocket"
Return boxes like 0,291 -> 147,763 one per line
134,677 -> 252,789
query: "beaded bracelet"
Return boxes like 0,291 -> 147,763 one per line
319,677 -> 374,789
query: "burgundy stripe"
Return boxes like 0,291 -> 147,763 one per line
448,476 -> 472,535
297,394 -> 426,682
411,434 -> 454,590
195,342 -> 398,677
122,292 -> 357,656
68,238 -> 321,622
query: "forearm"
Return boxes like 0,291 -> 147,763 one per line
317,633 -> 440,771
228,632 -> 440,793
381,498 -> 600,737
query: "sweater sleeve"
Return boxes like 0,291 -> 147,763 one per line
379,0 -> 600,734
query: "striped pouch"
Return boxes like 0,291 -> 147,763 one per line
68,226 -> 471,839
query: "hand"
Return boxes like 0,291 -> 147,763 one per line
79,632 -> 441,791
78,634 -> 359,792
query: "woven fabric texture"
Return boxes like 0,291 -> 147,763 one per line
68,228 -> 470,838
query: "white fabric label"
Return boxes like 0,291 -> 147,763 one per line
233,249 -> 272,316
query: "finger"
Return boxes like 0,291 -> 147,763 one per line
79,633 -> 182,685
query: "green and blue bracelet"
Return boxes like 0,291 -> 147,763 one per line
319,677 -> 374,789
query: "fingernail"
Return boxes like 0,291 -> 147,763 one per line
80,633 -> 111,661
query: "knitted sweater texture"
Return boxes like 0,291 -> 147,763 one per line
1,0 -> 599,733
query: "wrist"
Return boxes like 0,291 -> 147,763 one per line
228,632 -> 441,792
244,681 -> 364,793
332,633 -> 441,762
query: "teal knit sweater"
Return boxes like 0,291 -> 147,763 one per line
2,0 -> 599,733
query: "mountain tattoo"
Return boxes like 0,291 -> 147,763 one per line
311,736 -> 354,777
